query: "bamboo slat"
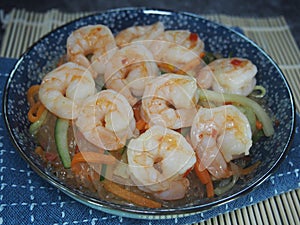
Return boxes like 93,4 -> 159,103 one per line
0,9 -> 299,225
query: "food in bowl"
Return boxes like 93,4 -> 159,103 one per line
26,22 -> 274,208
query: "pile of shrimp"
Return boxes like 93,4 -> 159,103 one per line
28,22 -> 273,208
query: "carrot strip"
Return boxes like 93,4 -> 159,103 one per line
194,159 -> 210,184
133,101 -> 142,121
136,119 -> 147,131
194,158 -> 215,198
71,152 -> 116,168
28,101 -> 46,123
205,179 -> 215,198
103,180 -> 162,208
27,85 -> 40,106
132,100 -> 149,132
71,163 -> 82,174
195,167 -> 211,185
237,161 -> 261,176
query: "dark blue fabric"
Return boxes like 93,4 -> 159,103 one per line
0,57 -> 299,225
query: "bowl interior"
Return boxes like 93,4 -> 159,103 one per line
3,8 -> 295,218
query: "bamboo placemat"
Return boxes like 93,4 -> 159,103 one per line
1,9 -> 299,112
0,8 -> 299,225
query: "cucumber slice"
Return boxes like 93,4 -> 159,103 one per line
29,110 -> 48,135
55,118 -> 71,168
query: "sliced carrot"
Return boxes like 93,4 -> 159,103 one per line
195,167 -> 211,185
103,180 -> 162,208
71,163 -> 82,174
28,101 -> 46,123
231,161 -> 261,176
136,119 -> 147,131
71,151 -> 116,168
132,100 -> 149,132
183,167 -> 193,178
194,159 -> 210,184
133,100 -> 142,121
27,85 -> 47,123
240,161 -> 260,175
194,158 -> 214,198
205,179 -> 215,198
27,85 -> 40,106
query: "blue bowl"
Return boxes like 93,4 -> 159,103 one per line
3,8 -> 295,219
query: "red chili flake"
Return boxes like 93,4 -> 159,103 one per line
189,32 -> 198,42
230,59 -> 243,66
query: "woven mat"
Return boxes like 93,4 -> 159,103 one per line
0,8 -> 299,225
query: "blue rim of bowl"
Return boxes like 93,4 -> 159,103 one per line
2,7 -> 296,219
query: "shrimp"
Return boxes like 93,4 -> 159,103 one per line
190,105 -> 252,179
148,30 -> 205,73
75,89 -> 136,150
104,44 -> 160,106
115,22 -> 164,47
201,57 -> 257,96
127,125 -> 196,200
141,73 -> 199,129
194,64 -> 214,89
67,25 -> 117,77
39,62 -> 95,120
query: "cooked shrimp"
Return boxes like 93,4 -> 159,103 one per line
75,89 -> 136,150
39,62 -> 95,120
203,58 -> 257,96
67,25 -> 117,77
115,22 -> 164,47
148,30 -> 205,73
141,73 -> 199,129
190,105 -> 252,179
104,44 -> 160,106
127,125 -> 196,200
194,64 -> 214,89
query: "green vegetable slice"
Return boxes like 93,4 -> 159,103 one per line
55,118 -> 71,168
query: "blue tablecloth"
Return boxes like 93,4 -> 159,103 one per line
0,57 -> 299,225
